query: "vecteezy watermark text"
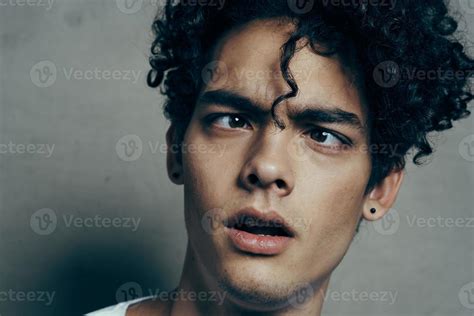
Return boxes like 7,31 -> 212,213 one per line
116,282 -> 226,305
148,288 -> 226,305
373,60 -> 474,88
30,208 -> 141,235
116,134 -> 227,162
0,289 -> 55,306
406,215 -> 474,229
0,0 -> 54,10
116,0 -> 225,15
322,0 -> 396,9
30,60 -> 142,88
323,289 -> 398,305
0,142 -> 54,158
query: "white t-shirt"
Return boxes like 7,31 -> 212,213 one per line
85,296 -> 155,316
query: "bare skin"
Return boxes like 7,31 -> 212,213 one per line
127,18 -> 404,316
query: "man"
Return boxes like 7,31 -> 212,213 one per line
88,0 -> 473,315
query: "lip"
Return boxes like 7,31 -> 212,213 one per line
224,207 -> 295,255
225,227 -> 293,255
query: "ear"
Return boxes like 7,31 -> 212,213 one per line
362,168 -> 405,221
166,124 -> 184,185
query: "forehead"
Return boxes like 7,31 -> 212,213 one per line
205,18 -> 367,124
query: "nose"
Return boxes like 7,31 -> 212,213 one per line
238,130 -> 295,197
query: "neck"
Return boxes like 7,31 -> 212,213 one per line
169,242 -> 330,316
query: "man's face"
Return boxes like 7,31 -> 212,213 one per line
178,18 -> 371,308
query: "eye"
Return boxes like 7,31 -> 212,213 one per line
209,113 -> 251,129
308,127 -> 349,147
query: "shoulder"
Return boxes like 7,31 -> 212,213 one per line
85,296 -> 156,316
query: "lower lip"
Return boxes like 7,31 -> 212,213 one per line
226,227 -> 293,255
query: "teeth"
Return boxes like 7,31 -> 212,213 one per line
235,225 -> 287,236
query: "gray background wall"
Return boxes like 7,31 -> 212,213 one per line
0,1 -> 473,315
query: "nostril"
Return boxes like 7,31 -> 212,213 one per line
275,179 -> 285,189
248,174 -> 259,185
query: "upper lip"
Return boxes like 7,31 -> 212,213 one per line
224,207 -> 296,237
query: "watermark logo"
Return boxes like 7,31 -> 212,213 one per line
287,0 -> 314,14
116,0 -> 143,14
30,208 -> 57,235
116,134 -> 143,162
30,60 -> 57,88
116,282 -> 143,303
373,61 -> 400,88
458,281 -> 474,310
201,208 -> 228,235
458,134 -> 474,162
288,282 -> 314,309
202,61 -> 228,87
287,135 -> 311,162
373,208 -> 400,235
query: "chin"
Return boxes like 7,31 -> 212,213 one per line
216,272 -> 296,311
211,259 -> 310,311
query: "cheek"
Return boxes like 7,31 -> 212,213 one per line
182,150 -> 221,211
298,149 -> 371,206
181,127 -> 241,214
296,154 -> 370,249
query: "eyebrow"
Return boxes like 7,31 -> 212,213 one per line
197,90 -> 365,131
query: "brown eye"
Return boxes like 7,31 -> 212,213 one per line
213,114 -> 250,129
309,128 -> 344,146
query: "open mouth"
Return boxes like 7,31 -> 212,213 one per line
224,211 -> 295,255
223,207 -> 296,255
225,214 -> 295,238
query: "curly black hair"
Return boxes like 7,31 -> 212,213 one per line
147,0 -> 473,190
